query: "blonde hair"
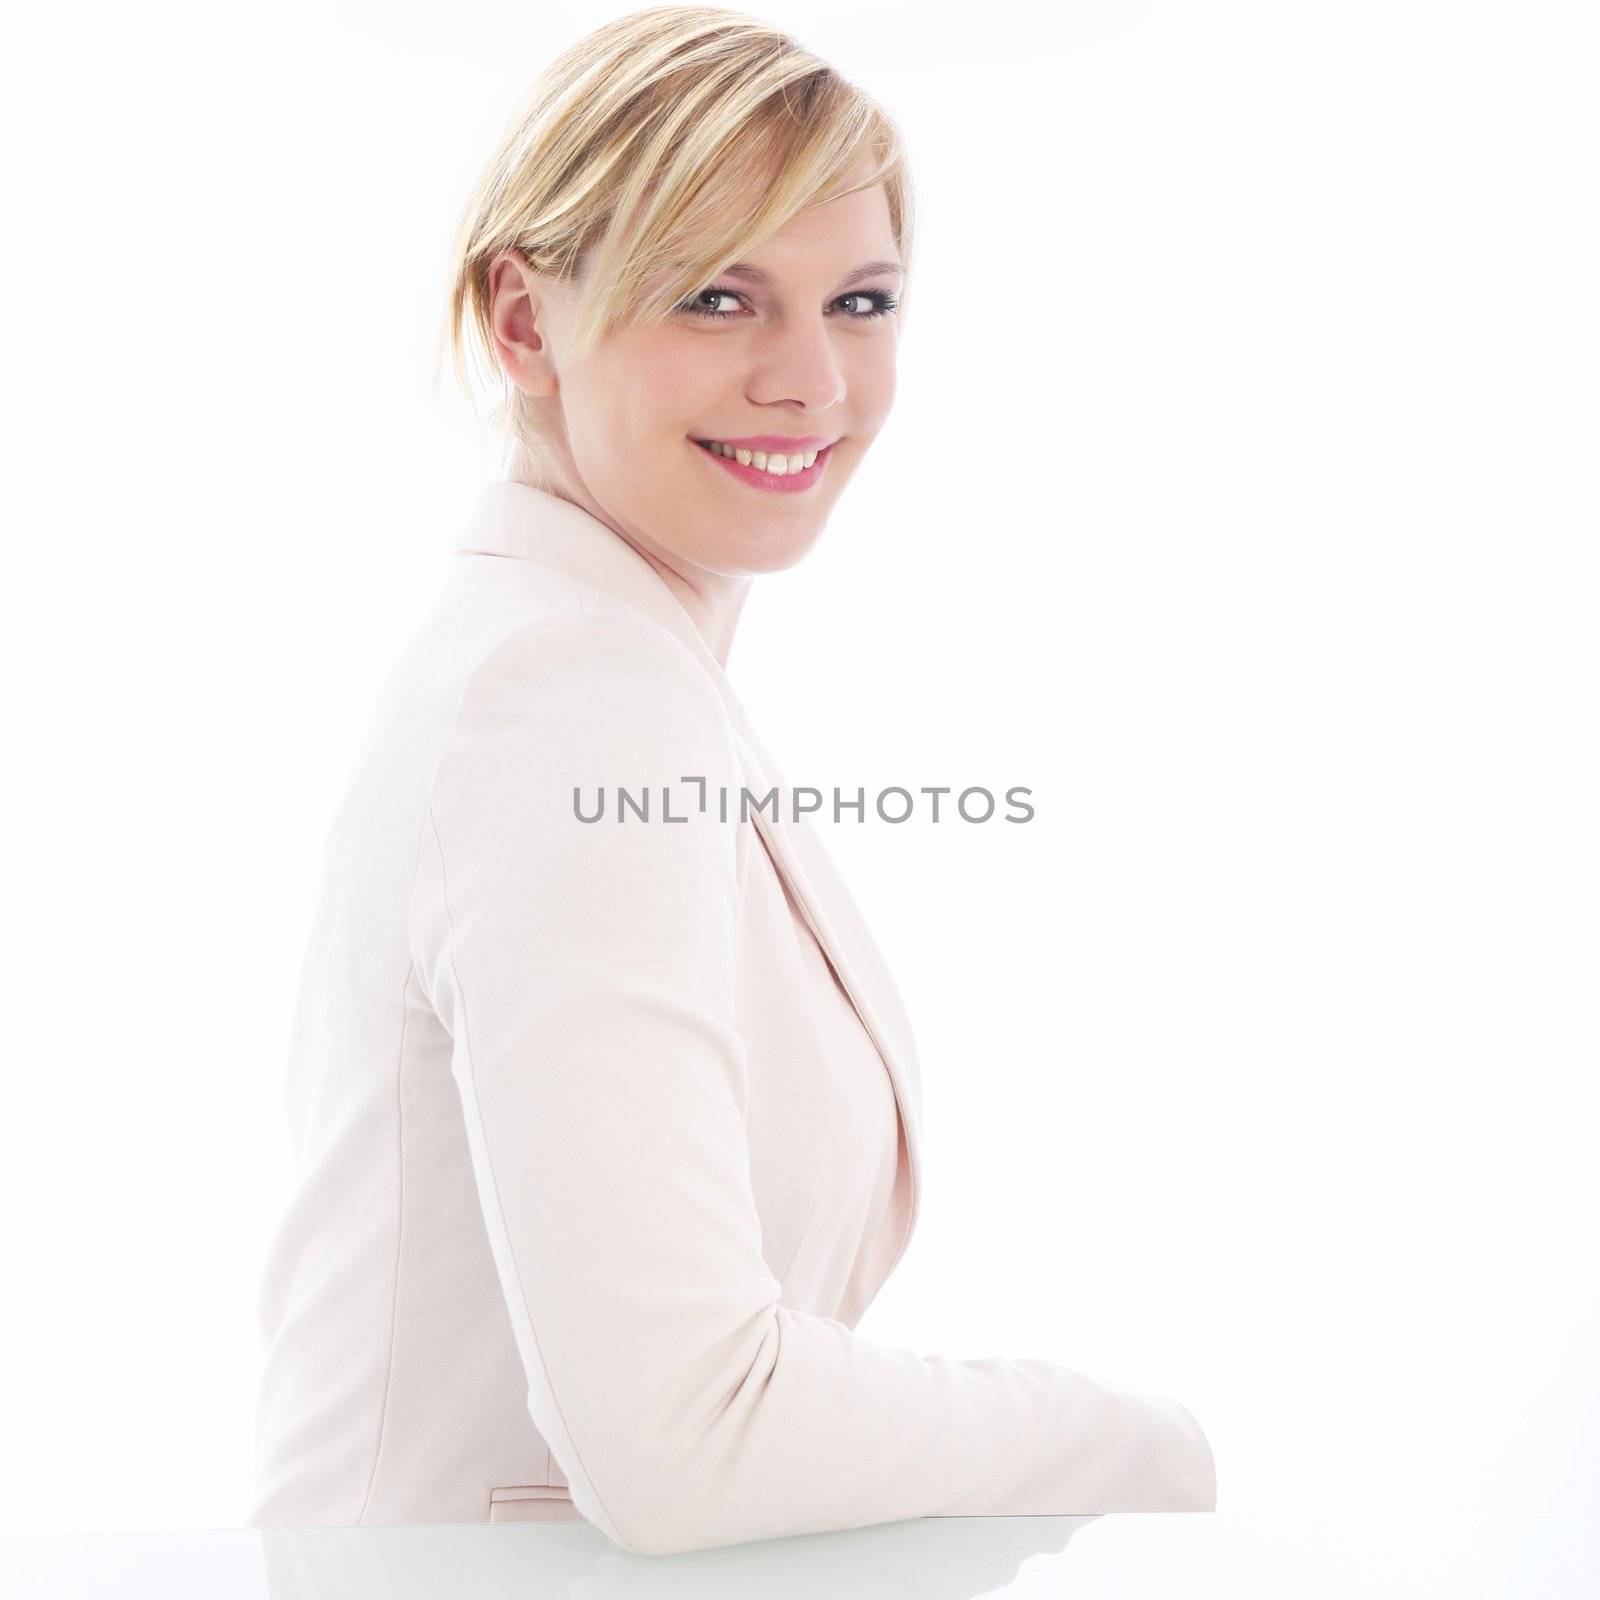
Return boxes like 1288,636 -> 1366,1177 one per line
435,5 -> 915,472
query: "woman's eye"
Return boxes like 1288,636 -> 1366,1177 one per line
837,290 -> 899,320
679,288 -> 743,318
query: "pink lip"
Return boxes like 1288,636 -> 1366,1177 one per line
695,433 -> 836,453
692,437 -> 835,495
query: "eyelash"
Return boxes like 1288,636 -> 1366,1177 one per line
676,288 -> 900,322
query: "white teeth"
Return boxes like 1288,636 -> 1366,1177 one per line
704,441 -> 821,474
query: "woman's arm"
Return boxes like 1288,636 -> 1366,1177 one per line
410,611 -> 1215,1557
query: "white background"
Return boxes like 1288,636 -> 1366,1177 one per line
1,0 -> 1595,1534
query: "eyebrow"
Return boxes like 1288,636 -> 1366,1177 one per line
717,259 -> 906,287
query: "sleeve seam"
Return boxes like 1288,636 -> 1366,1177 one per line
425,802 -> 644,1556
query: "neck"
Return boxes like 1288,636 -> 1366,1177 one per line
647,560 -> 751,673
505,446 -> 751,672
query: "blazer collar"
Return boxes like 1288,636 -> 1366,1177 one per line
451,479 -> 923,1282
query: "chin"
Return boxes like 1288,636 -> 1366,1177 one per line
740,535 -> 821,575
722,509 -> 830,575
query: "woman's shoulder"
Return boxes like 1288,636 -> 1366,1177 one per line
427,600 -> 741,791
461,603 -> 726,725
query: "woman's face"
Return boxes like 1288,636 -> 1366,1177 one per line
491,176 -> 903,582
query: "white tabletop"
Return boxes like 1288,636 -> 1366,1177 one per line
3,1513 -> 1596,1598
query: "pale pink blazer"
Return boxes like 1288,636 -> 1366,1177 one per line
248,478 -> 1216,1555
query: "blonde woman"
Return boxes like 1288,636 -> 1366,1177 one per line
248,4 -> 1216,1556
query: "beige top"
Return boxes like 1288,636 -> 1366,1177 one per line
248,479 -> 1216,1555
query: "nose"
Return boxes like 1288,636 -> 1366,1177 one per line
745,315 -> 847,413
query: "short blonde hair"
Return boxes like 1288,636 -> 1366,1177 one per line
435,5 -> 916,464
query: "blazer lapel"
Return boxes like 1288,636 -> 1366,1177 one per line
451,479 -> 925,1271
726,717 -> 924,1272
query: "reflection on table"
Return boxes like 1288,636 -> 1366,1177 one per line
3,1513 -> 1597,1598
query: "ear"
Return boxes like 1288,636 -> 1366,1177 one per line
488,248 -> 559,398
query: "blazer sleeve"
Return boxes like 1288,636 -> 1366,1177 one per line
410,612 -> 1216,1557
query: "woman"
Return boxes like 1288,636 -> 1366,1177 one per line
248,5 -> 1216,1556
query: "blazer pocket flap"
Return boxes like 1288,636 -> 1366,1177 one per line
488,1484 -> 581,1524
490,1484 -> 570,1504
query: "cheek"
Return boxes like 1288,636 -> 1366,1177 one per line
844,343 -> 897,420
569,399 -> 688,495
618,336 -> 719,429
572,341 -> 700,445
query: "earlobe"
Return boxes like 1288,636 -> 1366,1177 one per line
496,321 -> 554,395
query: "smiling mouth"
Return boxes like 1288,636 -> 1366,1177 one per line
690,437 -> 836,492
